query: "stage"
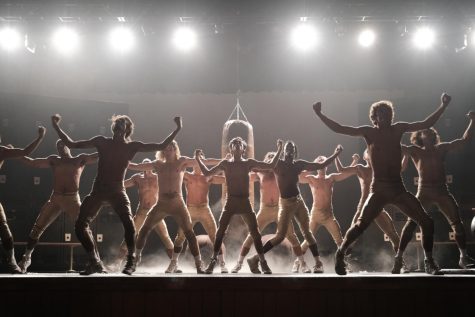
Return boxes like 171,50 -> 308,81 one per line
1,271 -> 475,317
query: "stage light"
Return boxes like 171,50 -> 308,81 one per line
413,27 -> 435,50
172,27 -> 197,52
290,23 -> 319,52
52,27 -> 79,55
109,27 -> 135,54
358,29 -> 376,48
0,28 -> 22,52
471,31 -> 475,49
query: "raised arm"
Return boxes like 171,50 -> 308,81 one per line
439,111 -> 475,152
0,126 -> 46,160
195,149 -> 224,177
210,175 -> 226,184
81,152 -> 99,165
181,155 -> 223,169
397,93 -> 451,133
133,117 -> 182,152
249,139 -> 284,170
51,115 -> 99,149
313,102 -> 371,137
298,170 -> 313,184
329,170 -> 355,182
19,156 -> 53,168
128,161 -> 157,171
124,175 -> 138,188
297,145 -> 343,172
334,156 -> 358,175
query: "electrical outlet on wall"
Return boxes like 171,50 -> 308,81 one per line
415,232 -> 422,241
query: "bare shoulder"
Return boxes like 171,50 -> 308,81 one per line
48,155 -> 61,165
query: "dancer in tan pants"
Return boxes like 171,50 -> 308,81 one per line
18,140 -> 97,273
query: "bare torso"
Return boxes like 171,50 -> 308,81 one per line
307,175 -> 334,209
154,157 -> 187,197
274,160 -> 303,199
365,126 -> 404,182
356,165 -> 373,200
409,146 -> 447,186
96,138 -> 138,184
50,156 -> 87,193
222,160 -> 252,197
184,172 -> 212,205
134,173 -> 159,208
257,171 -> 280,206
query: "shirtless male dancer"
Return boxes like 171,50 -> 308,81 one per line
17,140 -> 98,273
0,126 -> 45,273
335,151 -> 401,254
196,137 -> 283,274
116,159 -> 174,263
232,151 -> 312,274
295,155 -> 353,272
396,111 -> 475,270
313,93 -> 451,275
171,161 -> 228,273
247,141 -> 343,274
131,141 -> 220,274
52,114 -> 181,275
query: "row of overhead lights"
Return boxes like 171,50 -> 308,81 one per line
0,23 -> 472,55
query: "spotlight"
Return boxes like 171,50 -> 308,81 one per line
0,28 -> 22,52
358,29 -> 376,48
172,27 -> 197,52
52,27 -> 79,55
413,27 -> 435,50
290,23 -> 319,52
109,27 -> 135,54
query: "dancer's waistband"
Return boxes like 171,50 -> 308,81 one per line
279,195 -> 303,203
52,191 -> 79,196
418,182 -> 448,190
92,181 -> 124,193
187,203 -> 209,208
370,179 -> 406,192
159,192 -> 183,200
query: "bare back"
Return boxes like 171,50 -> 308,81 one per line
257,171 -> 280,206
364,126 -> 404,182
95,137 -> 139,184
409,146 -> 447,186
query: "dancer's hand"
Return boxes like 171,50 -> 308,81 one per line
194,149 -> 203,159
352,153 -> 360,162
441,93 -> 451,106
51,114 -> 61,126
467,111 -> 475,120
277,139 -> 283,150
174,117 -> 182,129
335,144 -> 343,155
38,126 -> 46,138
312,102 -> 322,114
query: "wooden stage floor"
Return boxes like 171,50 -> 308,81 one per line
1,271 -> 475,317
